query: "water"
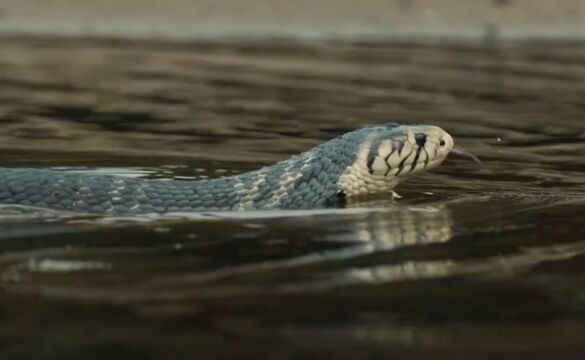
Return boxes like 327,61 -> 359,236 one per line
0,37 -> 585,359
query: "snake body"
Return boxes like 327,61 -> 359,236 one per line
0,124 -> 454,214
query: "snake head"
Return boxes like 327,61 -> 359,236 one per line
338,124 -> 454,197
366,124 -> 454,177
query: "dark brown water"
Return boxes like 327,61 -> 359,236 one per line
0,38 -> 584,359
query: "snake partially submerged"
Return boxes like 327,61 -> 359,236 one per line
0,123 -> 455,214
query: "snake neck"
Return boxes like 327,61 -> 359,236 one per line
204,143 -> 354,211
337,133 -> 402,198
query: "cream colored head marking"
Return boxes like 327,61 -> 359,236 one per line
338,125 -> 454,197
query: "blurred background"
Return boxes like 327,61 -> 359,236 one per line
0,0 -> 584,41
0,1 -> 585,360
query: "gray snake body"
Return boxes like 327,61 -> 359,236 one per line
0,124 -> 454,214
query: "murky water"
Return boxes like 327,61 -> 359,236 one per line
0,38 -> 584,359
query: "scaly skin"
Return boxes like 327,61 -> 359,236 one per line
0,123 -> 454,214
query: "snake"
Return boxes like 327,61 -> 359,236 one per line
0,123 -> 454,214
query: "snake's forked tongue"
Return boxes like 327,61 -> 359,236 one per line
450,146 -> 484,166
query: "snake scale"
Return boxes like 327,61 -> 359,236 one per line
0,123 -> 454,214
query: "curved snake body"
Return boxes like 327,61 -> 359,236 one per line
0,124 -> 454,214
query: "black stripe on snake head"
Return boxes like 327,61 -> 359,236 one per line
410,143 -> 424,172
395,148 -> 414,176
366,137 -> 385,175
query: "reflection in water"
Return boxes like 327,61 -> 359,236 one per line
0,203 -> 454,299
10,200 -> 585,303
339,260 -> 453,286
144,204 -> 455,291
342,203 -> 453,247
329,204 -> 454,285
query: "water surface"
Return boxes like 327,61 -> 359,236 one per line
0,38 -> 584,359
